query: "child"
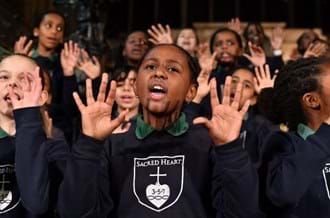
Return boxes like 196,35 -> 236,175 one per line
111,66 -> 140,133
116,31 -> 150,69
258,57 -> 330,218
58,44 -> 261,217
175,28 -> 199,57
14,11 -> 80,144
0,54 -> 68,217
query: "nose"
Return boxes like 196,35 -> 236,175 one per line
154,68 -> 167,79
7,80 -> 18,89
123,81 -> 131,91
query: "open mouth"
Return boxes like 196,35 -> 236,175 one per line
120,95 -> 134,103
148,84 -> 168,101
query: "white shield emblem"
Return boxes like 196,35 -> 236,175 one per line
133,155 -> 184,212
322,163 -> 330,200
0,164 -> 20,214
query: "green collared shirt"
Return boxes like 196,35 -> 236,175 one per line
135,113 -> 189,140
0,128 -> 9,139
31,49 -> 58,62
297,123 -> 316,140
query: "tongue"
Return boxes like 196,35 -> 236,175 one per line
150,92 -> 165,100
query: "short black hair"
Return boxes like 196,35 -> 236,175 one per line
259,57 -> 330,130
112,65 -> 137,82
209,28 -> 243,53
137,44 -> 200,86
33,10 -> 66,32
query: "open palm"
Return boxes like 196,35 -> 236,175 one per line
73,73 -> 126,140
194,77 -> 249,145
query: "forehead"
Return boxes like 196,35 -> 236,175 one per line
233,69 -> 254,81
42,13 -> 64,24
214,31 -> 238,42
178,29 -> 195,36
127,32 -> 146,40
143,46 -> 189,65
0,56 -> 37,73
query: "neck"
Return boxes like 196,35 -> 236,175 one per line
118,107 -> 139,120
142,109 -> 181,130
306,112 -> 323,131
37,44 -> 55,57
0,114 -> 15,136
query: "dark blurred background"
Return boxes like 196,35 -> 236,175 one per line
0,0 -> 329,51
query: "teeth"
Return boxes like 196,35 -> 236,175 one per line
153,85 -> 163,90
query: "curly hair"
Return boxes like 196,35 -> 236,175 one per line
259,57 -> 330,130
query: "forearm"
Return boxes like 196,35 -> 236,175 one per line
58,134 -> 113,218
14,107 -> 69,213
212,138 -> 263,218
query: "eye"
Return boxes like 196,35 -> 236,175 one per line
116,81 -> 124,87
56,26 -> 63,32
129,79 -> 136,85
227,41 -> 234,46
45,23 -> 51,29
167,66 -> 179,73
145,64 -> 157,71
232,78 -> 239,84
0,75 -> 9,81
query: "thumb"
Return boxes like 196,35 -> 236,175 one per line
8,87 -> 19,109
193,117 -> 212,130
242,53 -> 252,62
110,109 -> 128,132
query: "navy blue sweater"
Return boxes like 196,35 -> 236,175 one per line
0,107 -> 69,217
259,124 -> 330,218
58,116 -> 262,218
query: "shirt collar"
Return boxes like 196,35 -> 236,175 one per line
135,113 -> 189,140
0,128 -> 9,139
297,123 -> 315,140
31,49 -> 58,61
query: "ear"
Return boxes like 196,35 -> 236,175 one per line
185,84 -> 197,103
33,27 -> 40,37
302,92 -> 320,110
38,90 -> 49,106
122,49 -> 126,57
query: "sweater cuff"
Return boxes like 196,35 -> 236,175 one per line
14,107 -> 43,128
73,133 -> 105,159
213,137 -> 249,168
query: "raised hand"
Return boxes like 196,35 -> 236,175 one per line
8,67 -> 42,109
197,43 -> 218,72
254,64 -> 278,94
193,76 -> 250,145
303,41 -> 328,58
243,41 -> 266,67
271,26 -> 285,50
60,41 -> 80,76
227,17 -> 242,35
147,24 -> 173,45
73,73 -> 127,140
77,49 -> 101,79
14,36 -> 33,56
193,68 -> 212,103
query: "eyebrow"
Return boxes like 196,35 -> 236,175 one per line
0,70 -> 9,74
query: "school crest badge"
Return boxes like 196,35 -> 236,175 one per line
133,155 -> 184,212
322,163 -> 330,200
0,165 -> 20,214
